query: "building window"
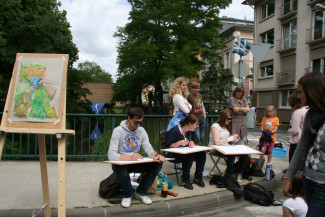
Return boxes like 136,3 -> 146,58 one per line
260,65 -> 273,78
280,90 -> 294,107
260,29 -> 274,45
261,0 -> 275,20
312,58 -> 325,73
283,20 -> 297,49
313,10 -> 325,40
283,0 -> 297,15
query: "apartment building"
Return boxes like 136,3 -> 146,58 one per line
243,0 -> 325,123
220,17 -> 254,104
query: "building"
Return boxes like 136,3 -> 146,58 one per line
243,0 -> 325,123
220,17 -> 254,104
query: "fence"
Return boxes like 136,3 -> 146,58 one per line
1,113 -> 219,160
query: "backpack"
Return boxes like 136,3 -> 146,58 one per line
248,158 -> 265,177
243,183 -> 274,206
98,173 -> 122,202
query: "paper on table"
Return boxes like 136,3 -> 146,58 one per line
162,146 -> 213,154
106,157 -> 154,165
212,145 -> 262,155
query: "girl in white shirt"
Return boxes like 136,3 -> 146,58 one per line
167,77 -> 192,131
208,109 -> 248,182
282,171 -> 308,217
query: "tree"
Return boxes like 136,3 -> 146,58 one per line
114,0 -> 231,105
77,61 -> 113,83
0,0 -> 88,112
200,37 -> 236,112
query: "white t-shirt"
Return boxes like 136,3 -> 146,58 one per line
208,123 -> 231,146
282,197 -> 307,217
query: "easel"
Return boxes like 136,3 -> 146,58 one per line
0,53 -> 75,217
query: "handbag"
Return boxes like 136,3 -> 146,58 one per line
249,158 -> 265,177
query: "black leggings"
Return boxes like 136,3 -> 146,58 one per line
289,143 -> 297,163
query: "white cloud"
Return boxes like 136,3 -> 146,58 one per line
59,0 -> 253,81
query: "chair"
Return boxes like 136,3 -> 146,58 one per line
160,130 -> 183,186
207,150 -> 227,177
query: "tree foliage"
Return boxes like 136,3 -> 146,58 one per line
77,61 -> 113,83
0,0 -> 92,113
114,0 -> 231,105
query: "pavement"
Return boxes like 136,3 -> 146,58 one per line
0,128 -> 291,217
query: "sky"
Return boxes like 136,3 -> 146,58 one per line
59,0 -> 254,81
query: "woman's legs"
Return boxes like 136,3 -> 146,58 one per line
304,177 -> 325,217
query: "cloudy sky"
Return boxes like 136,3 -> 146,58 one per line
59,0 -> 254,81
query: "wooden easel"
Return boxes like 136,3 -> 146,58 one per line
0,53 -> 75,217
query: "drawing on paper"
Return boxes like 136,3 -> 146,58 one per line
11,57 -> 64,122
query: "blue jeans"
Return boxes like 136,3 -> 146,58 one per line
304,177 -> 325,217
195,117 -> 206,143
112,162 -> 162,198
173,151 -> 206,179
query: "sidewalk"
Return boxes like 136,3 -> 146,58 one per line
0,130 -> 290,217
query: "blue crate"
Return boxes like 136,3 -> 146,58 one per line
272,147 -> 287,158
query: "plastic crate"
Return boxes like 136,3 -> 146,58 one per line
272,147 -> 287,158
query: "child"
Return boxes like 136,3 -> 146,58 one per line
282,171 -> 308,217
260,105 -> 279,165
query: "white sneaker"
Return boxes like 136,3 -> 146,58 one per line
121,197 -> 132,208
134,192 -> 152,205
237,176 -> 242,183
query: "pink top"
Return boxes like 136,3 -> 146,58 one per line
288,106 -> 308,144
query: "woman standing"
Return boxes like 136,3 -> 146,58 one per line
167,77 -> 192,131
283,72 -> 325,216
229,85 -> 250,145
208,110 -> 247,183
287,91 -> 308,163
165,114 -> 206,190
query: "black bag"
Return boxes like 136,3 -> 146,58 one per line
249,158 -> 265,177
234,156 -> 253,180
243,183 -> 274,206
98,173 -> 122,202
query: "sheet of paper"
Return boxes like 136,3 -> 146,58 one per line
162,146 -> 213,154
106,157 -> 155,165
211,145 -> 262,155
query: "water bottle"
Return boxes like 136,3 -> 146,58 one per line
161,172 -> 168,198
266,164 -> 271,181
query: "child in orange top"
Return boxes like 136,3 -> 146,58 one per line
260,105 -> 279,164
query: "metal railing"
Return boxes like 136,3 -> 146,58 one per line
276,70 -> 296,86
306,25 -> 325,43
276,34 -> 297,52
1,113 -> 219,160
277,0 -> 297,20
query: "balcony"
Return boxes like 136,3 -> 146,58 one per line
277,0 -> 297,20
307,0 -> 322,6
306,25 -> 325,44
276,70 -> 296,86
276,34 -> 297,53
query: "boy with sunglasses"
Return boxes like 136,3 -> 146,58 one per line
108,107 -> 165,208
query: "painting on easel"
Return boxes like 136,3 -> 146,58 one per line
1,53 -> 69,130
11,57 -> 64,123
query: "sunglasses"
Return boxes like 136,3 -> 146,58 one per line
133,120 -> 143,126
228,118 -> 232,121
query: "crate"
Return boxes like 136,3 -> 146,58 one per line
272,147 -> 287,158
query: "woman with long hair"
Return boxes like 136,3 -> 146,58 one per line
167,77 -> 192,131
208,110 -> 247,183
283,72 -> 325,216
165,114 -> 206,190
287,91 -> 308,163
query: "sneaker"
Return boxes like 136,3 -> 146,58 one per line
134,192 -> 152,205
193,176 -> 205,188
182,178 -> 193,190
121,197 -> 132,208
237,176 -> 242,183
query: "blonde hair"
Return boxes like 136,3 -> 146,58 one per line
170,77 -> 189,99
264,105 -> 277,117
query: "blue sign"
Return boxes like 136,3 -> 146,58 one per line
91,102 -> 105,114
90,125 -> 101,140
233,38 -> 251,57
